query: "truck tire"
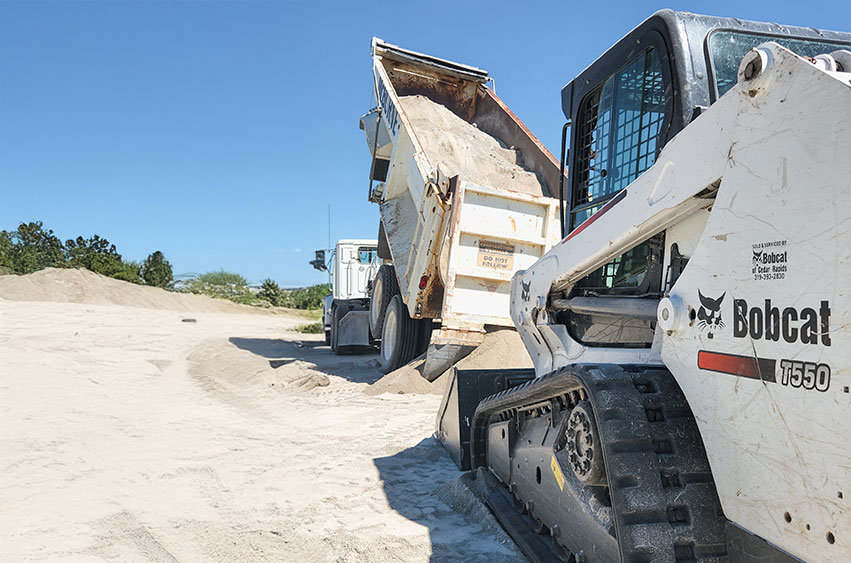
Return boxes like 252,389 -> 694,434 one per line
324,329 -> 331,346
379,295 -> 419,373
369,265 -> 398,340
332,305 -> 353,355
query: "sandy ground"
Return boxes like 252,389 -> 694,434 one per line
0,295 -> 521,561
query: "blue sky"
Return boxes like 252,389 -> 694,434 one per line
1,1 -> 848,287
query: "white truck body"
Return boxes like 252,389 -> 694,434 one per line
362,39 -> 562,351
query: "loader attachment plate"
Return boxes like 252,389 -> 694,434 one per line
435,368 -> 535,470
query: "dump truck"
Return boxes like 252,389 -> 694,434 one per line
360,39 -> 563,378
312,239 -> 378,353
435,10 -> 850,563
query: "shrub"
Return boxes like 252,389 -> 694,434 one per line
183,269 -> 256,303
295,322 -> 323,334
279,283 -> 331,310
141,251 -> 173,288
112,260 -> 143,284
258,278 -> 282,306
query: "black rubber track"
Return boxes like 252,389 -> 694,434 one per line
471,364 -> 728,563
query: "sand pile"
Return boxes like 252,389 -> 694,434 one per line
400,95 -> 546,197
363,354 -> 435,396
188,339 -> 330,392
365,328 -> 533,396
0,268 -> 260,314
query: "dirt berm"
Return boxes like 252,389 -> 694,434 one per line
0,267 -> 263,313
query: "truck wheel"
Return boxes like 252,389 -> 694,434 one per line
369,265 -> 398,339
379,295 -> 418,373
324,329 -> 331,346
332,305 -> 353,355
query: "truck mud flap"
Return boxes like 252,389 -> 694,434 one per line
337,310 -> 371,348
435,368 -> 535,470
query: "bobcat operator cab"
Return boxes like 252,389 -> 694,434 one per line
461,10 -> 850,563
316,240 -> 378,352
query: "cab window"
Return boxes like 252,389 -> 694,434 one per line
357,246 -> 378,264
571,47 -> 666,291
709,31 -> 847,98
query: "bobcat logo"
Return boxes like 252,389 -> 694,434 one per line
752,249 -> 763,266
520,280 -> 531,302
697,290 -> 726,339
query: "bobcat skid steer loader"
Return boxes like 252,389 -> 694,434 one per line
462,10 -> 850,563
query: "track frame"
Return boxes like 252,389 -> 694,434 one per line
471,364 -> 728,562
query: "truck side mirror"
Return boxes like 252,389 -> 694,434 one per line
310,249 -> 327,271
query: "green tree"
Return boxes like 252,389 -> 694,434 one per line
0,231 -> 14,273
258,278 -> 282,305
140,251 -> 173,288
65,235 -> 123,276
1,221 -> 66,274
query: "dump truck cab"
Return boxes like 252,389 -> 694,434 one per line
315,239 -> 378,351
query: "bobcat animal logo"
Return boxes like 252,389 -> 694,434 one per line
521,280 -> 531,302
752,249 -> 763,266
697,290 -> 726,339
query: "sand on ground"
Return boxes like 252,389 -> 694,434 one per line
365,329 -> 533,397
0,270 -> 520,562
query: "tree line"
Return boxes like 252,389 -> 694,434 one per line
0,221 -> 173,287
0,221 -> 330,309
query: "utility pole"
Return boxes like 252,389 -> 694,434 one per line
327,204 -> 332,285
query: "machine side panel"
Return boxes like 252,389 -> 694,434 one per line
660,46 -> 851,562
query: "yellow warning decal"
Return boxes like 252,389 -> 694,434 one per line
551,454 -> 565,491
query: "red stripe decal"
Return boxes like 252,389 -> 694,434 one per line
563,189 -> 628,243
697,351 -> 776,382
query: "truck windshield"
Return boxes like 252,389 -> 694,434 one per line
357,247 -> 378,264
709,31 -> 847,98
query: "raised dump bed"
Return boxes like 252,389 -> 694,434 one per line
361,38 -> 563,378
